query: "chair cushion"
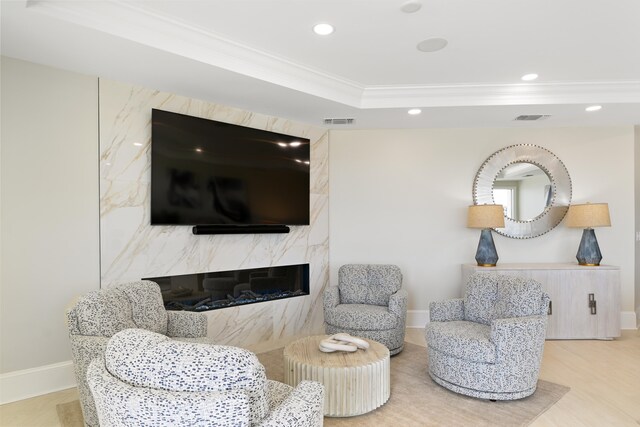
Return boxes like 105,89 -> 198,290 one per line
495,276 -> 545,318
463,274 -> 499,325
327,304 -> 398,330
87,356 -> 252,427
339,264 -> 402,306
106,329 -> 266,393
114,281 -> 168,335
426,320 -> 496,363
72,290 -> 136,336
105,329 -> 269,424
71,281 -> 169,337
463,273 -> 546,325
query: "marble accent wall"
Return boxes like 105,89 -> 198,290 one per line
99,79 -> 329,350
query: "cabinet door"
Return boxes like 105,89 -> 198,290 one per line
574,269 -> 620,339
550,269 -> 619,339
535,272 -> 563,339
564,270 -> 600,338
599,269 -> 621,338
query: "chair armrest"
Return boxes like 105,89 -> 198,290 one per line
323,286 -> 340,311
69,335 -> 110,376
429,299 -> 464,322
389,288 -> 408,319
490,315 -> 547,363
258,381 -> 324,427
68,335 -> 110,427
323,286 -> 341,326
166,311 -> 207,338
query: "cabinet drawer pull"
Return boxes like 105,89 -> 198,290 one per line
589,293 -> 597,315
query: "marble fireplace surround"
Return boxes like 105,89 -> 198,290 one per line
99,79 -> 329,353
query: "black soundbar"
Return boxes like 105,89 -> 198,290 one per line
192,224 -> 291,235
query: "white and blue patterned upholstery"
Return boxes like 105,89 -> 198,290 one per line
87,329 -> 324,427
324,264 -> 407,355
425,273 -> 550,400
66,281 -> 209,427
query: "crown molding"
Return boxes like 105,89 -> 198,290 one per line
360,81 -> 640,108
27,1 -> 640,111
27,0 -> 365,106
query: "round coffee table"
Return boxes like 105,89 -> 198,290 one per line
283,335 -> 390,417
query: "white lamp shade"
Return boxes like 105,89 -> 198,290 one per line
467,204 -> 505,229
565,203 -> 611,228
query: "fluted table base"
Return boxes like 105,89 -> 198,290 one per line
283,335 -> 390,417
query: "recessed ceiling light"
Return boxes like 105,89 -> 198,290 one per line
521,73 -> 538,81
585,105 -> 602,112
277,142 -> 288,147
416,38 -> 448,53
133,142 -> 143,147
195,148 -> 202,153
289,141 -> 302,147
313,23 -> 334,36
408,108 -> 422,115
401,1 -> 422,13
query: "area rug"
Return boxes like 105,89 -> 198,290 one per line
258,342 -> 569,426
58,342 -> 569,427
56,399 -> 83,427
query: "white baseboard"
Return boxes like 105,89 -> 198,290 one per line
621,311 -> 637,330
0,360 -> 76,404
409,310 -> 638,330
407,310 -> 429,328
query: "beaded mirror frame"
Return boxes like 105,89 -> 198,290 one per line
473,144 -> 572,239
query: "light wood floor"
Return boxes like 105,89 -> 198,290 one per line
1,329 -> 638,427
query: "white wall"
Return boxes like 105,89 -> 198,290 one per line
0,58 -> 100,401
635,126 -> 640,326
329,127 -> 636,323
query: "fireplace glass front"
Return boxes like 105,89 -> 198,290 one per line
144,263 -> 309,312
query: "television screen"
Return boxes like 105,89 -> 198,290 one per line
151,109 -> 310,226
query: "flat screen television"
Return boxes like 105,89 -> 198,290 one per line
151,109 -> 310,226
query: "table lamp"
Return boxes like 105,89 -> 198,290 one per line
467,204 -> 505,267
565,202 -> 611,266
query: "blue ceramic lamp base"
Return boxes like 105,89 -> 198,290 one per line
475,228 -> 498,267
576,228 -> 603,266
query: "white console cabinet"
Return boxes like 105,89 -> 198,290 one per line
461,263 -> 621,340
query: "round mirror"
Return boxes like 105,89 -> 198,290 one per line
493,162 -> 552,221
473,145 -> 571,239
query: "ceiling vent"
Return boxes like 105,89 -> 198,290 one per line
323,118 -> 355,125
514,114 -> 551,121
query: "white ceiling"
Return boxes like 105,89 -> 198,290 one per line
2,0 -> 640,129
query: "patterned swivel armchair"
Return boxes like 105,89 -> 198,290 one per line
323,264 -> 407,355
426,273 -> 550,400
66,281 -> 209,427
87,329 -> 324,427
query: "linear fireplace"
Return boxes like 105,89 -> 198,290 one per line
144,263 -> 309,312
